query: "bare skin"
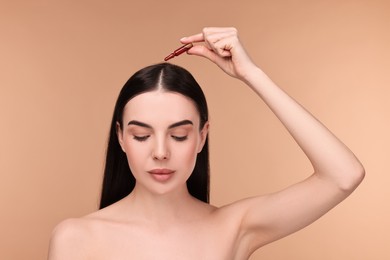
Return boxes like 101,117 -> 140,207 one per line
48,27 -> 365,260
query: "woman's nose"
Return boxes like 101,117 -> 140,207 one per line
152,138 -> 170,160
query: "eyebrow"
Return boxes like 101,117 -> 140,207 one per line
127,119 -> 193,129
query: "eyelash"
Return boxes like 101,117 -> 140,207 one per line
132,135 -> 188,142
172,135 -> 188,142
133,135 -> 150,142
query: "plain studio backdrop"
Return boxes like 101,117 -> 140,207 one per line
0,1 -> 389,259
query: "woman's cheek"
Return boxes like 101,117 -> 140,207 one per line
179,141 -> 198,168
125,144 -> 147,173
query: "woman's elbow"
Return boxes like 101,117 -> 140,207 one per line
339,162 -> 365,193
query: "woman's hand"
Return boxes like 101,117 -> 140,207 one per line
180,27 -> 257,81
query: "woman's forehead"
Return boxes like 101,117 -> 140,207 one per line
123,91 -> 199,124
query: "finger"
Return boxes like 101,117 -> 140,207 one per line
203,30 -> 238,56
212,36 -> 240,57
181,27 -> 238,43
187,45 -> 234,77
202,34 -> 238,59
180,33 -> 204,44
186,45 -> 221,63
202,27 -> 238,45
202,27 -> 238,35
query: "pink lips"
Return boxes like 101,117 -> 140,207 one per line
148,169 -> 175,182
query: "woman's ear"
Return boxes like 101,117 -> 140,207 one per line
116,122 -> 126,153
197,121 -> 209,153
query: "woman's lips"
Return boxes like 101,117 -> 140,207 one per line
148,169 -> 175,182
148,169 -> 174,174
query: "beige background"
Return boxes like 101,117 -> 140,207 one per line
1,0 -> 389,259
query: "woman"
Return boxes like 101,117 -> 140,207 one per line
48,27 -> 364,259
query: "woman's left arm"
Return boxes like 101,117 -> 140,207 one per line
181,27 -> 365,248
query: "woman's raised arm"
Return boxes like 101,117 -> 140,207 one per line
181,27 -> 365,250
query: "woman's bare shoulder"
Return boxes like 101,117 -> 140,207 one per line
48,217 -> 95,259
48,206 -> 128,259
51,216 -> 96,237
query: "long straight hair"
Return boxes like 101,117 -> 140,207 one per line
99,63 -> 209,209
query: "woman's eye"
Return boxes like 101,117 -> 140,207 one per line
133,135 -> 150,142
172,135 -> 188,142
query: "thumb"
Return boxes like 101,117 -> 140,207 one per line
187,45 -> 220,63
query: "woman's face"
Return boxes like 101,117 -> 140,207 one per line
117,90 -> 208,196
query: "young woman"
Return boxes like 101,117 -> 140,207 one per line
48,27 -> 364,260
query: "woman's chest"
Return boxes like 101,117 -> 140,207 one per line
91,219 -> 244,260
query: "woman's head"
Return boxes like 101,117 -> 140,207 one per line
100,63 -> 209,209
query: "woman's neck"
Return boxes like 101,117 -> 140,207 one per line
122,184 -> 203,224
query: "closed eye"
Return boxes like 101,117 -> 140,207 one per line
172,135 -> 188,141
133,135 -> 150,142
